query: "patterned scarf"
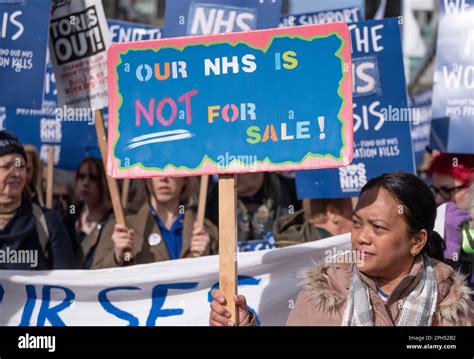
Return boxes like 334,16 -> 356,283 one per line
341,255 -> 438,326
237,197 -> 274,241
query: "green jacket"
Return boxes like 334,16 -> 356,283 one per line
273,209 -> 332,248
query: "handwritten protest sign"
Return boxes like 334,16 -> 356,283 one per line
49,0 -> 110,111
280,6 -> 363,27
430,0 -> 474,154
107,24 -> 353,178
0,0 -> 50,109
296,18 -> 415,199
164,0 -> 281,37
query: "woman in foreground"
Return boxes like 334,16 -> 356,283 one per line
209,172 -> 473,326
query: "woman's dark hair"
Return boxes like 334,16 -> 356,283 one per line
360,172 -> 445,261
74,157 -> 109,204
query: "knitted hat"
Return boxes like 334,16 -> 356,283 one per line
0,130 -> 27,162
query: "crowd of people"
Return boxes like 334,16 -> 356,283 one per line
0,129 -> 472,326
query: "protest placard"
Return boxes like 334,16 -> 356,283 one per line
288,0 -> 364,15
0,0 -> 50,109
49,0 -> 111,111
4,20 -> 162,171
296,18 -> 415,199
3,53 -> 99,171
280,6 -> 363,27
430,0 -> 474,154
107,25 -> 353,178
108,19 -> 162,42
163,0 -> 281,37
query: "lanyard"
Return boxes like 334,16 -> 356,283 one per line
148,203 -> 184,259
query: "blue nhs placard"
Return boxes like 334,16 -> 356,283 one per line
0,0 -> 51,109
296,18 -> 415,199
187,3 -> 257,35
430,0 -> 474,154
3,20 -> 164,171
3,56 -> 99,171
163,0 -> 282,37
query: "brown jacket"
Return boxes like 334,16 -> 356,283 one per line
286,256 -> 473,326
91,203 -> 218,269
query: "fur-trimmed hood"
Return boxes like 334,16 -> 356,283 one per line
302,262 -> 350,312
433,270 -> 472,325
300,260 -> 473,326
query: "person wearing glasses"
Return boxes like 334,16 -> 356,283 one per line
427,153 -> 474,288
69,157 -> 113,269
0,131 -> 76,270
427,153 -> 473,212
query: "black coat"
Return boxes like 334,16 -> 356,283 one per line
0,198 -> 76,270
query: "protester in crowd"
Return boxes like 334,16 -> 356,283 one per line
92,176 -> 218,268
427,152 -> 473,214
52,168 -> 75,216
207,172 -> 300,248
427,152 -> 474,287
209,172 -> 473,326
0,131 -> 76,270
23,144 -> 44,206
442,202 -> 473,286
53,168 -> 81,266
273,198 -> 353,247
64,157 -> 113,269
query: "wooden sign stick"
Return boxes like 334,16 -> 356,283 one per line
196,175 -> 209,228
190,175 -> 210,257
45,146 -> 54,209
121,178 -> 130,209
94,110 -> 127,254
218,174 -> 238,324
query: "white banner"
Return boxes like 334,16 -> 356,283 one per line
0,235 -> 351,326
49,0 -> 110,111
